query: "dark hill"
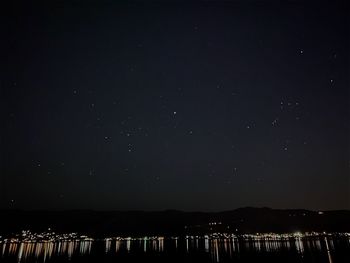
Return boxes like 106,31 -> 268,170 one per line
1,207 -> 349,237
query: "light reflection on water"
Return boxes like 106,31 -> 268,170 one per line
1,236 -> 349,263
1,240 -> 93,263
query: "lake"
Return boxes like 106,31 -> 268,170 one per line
1,234 -> 350,262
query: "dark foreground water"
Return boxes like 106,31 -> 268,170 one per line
1,236 -> 350,263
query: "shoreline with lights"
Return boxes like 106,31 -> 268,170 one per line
1,229 -> 349,262
1,230 -> 350,243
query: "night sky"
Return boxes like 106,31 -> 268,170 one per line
2,0 -> 349,211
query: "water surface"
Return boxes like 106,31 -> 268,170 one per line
1,235 -> 350,262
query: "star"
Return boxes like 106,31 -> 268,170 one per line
128,144 -> 133,152
272,118 -> 279,126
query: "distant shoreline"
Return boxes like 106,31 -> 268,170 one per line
1,208 -> 350,236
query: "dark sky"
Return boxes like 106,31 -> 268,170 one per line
2,0 -> 349,211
